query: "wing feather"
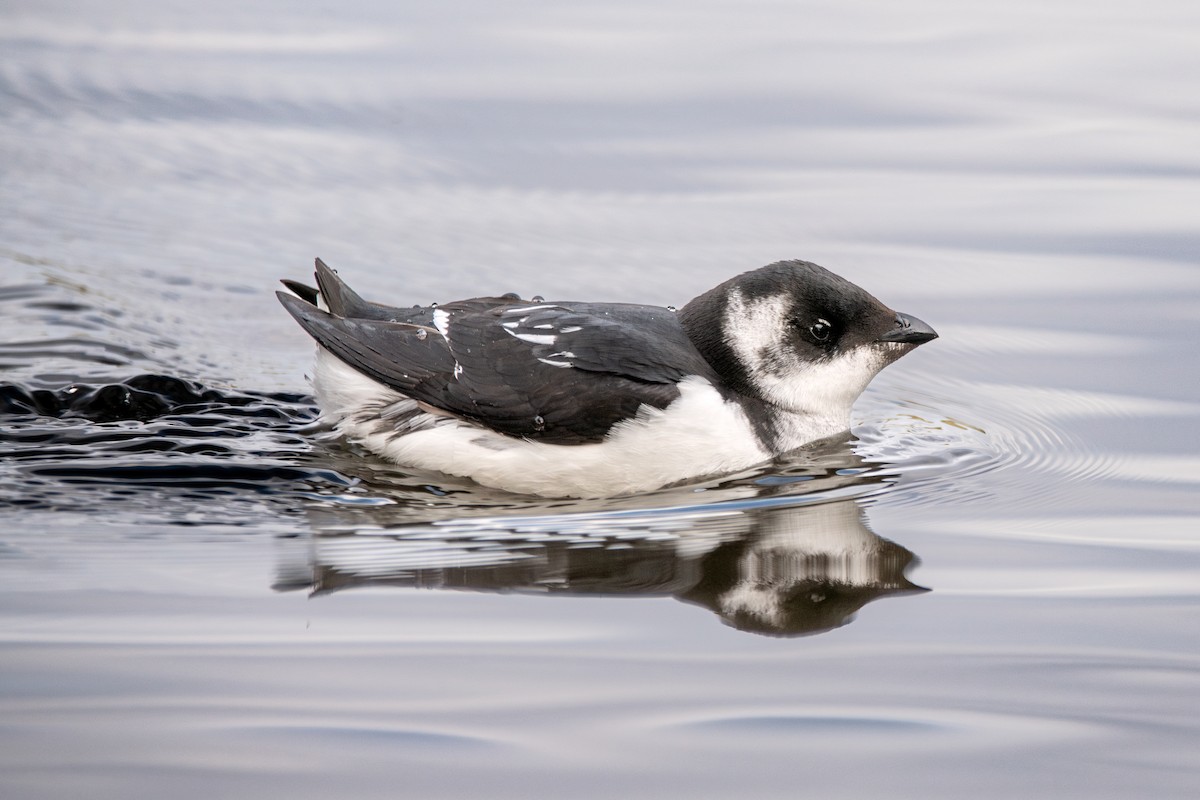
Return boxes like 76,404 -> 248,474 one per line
278,288 -> 715,444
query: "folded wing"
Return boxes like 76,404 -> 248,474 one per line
278,283 -> 717,444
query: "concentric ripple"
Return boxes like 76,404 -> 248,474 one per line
848,371 -> 1197,510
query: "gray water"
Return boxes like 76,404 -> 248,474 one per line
3,1 -> 1199,798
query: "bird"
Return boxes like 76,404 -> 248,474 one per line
277,258 -> 937,497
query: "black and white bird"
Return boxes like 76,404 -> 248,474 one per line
277,258 -> 937,497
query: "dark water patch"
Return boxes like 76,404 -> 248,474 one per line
0,373 -> 311,424
0,372 -> 342,523
0,283 -> 48,303
25,300 -> 94,313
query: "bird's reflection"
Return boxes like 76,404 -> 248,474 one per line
275,466 -> 927,637
675,500 -> 925,636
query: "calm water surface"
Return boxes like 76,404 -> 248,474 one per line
2,1 -> 1199,798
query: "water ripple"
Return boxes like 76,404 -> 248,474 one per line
659,705 -> 1096,744
851,373 -> 1198,509
1,372 -> 327,519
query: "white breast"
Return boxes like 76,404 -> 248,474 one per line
310,349 -> 772,497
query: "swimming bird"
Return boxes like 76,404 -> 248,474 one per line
277,258 -> 936,497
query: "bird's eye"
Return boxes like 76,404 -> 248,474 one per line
808,318 -> 832,343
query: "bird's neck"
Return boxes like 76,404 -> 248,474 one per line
678,287 -> 757,398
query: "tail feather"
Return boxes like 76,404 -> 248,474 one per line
279,279 -> 318,305
313,257 -> 372,318
275,290 -> 453,397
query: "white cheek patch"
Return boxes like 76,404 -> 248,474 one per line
723,288 -> 794,376
722,287 -> 888,426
